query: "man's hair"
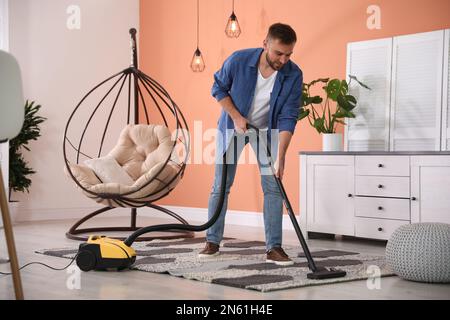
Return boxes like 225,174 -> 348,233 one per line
267,23 -> 297,44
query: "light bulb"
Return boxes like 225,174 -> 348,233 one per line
225,12 -> 241,38
191,48 -> 205,72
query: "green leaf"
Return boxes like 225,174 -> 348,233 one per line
345,95 -> 357,110
311,96 -> 323,104
337,94 -> 356,111
337,94 -> 349,110
298,109 -> 310,121
302,97 -> 311,105
302,95 -> 323,106
346,95 -> 357,104
326,79 -> 346,101
333,109 -> 349,118
347,111 -> 356,118
342,80 -> 348,95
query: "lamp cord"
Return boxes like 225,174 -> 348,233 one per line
196,0 -> 200,49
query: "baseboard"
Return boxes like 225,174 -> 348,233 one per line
158,206 -> 296,231
13,205 -> 297,231
13,206 -> 133,223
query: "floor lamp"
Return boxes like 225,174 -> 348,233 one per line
0,49 -> 25,300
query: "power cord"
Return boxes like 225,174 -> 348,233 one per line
0,253 -> 78,276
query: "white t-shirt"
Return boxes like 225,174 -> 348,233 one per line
247,69 -> 278,129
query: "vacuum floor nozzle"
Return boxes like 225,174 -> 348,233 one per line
307,267 -> 347,280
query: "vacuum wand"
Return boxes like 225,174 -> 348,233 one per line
246,124 -> 346,280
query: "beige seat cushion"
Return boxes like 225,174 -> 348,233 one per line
66,124 -> 182,207
84,155 -> 135,186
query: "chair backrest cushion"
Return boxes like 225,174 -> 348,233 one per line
109,124 -> 177,181
0,50 -> 24,141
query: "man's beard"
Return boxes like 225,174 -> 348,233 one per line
266,53 -> 282,71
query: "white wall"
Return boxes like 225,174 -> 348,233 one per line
0,0 -> 7,51
9,0 -> 139,221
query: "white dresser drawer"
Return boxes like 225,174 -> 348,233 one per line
355,217 -> 409,240
355,197 -> 410,220
355,176 -> 410,198
355,156 -> 410,176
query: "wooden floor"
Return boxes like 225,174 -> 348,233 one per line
1,216 -> 449,300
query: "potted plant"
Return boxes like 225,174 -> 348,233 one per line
8,100 -> 46,208
298,75 -> 370,151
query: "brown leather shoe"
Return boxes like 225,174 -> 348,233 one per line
266,247 -> 294,266
198,242 -> 220,258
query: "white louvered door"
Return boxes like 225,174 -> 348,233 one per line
345,38 -> 392,151
390,30 -> 445,151
442,29 -> 450,151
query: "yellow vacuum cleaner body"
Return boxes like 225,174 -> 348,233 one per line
76,236 -> 136,271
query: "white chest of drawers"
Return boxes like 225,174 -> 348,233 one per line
299,152 -> 450,241
354,155 -> 411,240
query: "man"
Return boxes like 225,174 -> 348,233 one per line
199,23 -> 303,266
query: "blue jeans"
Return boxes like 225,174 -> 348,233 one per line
206,131 -> 283,251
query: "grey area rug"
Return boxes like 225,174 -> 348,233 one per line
36,237 -> 394,292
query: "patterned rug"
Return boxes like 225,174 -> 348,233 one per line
36,237 -> 394,292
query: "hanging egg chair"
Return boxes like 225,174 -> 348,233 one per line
63,29 -> 192,241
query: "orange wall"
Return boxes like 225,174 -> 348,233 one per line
140,0 -> 450,216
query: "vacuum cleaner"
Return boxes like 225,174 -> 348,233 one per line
76,124 -> 346,280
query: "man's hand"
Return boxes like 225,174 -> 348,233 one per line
217,96 -> 247,134
275,156 -> 285,180
233,115 -> 248,134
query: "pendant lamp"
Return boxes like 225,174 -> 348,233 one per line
225,0 -> 241,38
191,0 -> 205,72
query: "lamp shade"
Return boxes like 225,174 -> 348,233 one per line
0,50 -> 24,141
225,12 -> 241,38
190,48 -> 205,72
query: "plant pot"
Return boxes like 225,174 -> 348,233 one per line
322,133 -> 343,152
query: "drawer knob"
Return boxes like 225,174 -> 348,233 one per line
348,194 -> 353,197
378,206 -> 383,210
378,163 -> 384,168
378,184 -> 383,189
411,197 -> 417,201
377,227 -> 383,232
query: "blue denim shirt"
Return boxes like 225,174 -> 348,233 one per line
211,48 -> 303,155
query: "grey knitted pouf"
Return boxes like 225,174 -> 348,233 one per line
386,223 -> 450,283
